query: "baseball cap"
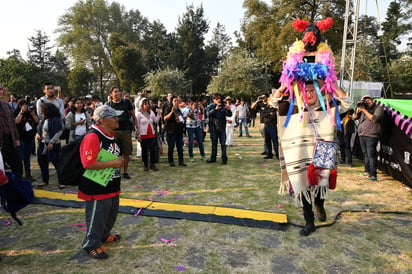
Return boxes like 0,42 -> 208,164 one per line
361,94 -> 372,100
224,96 -> 232,101
93,105 -> 123,122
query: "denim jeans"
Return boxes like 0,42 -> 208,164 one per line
37,142 -> 61,184
186,127 -> 205,158
19,138 -> 35,174
209,129 -> 227,161
166,133 -> 184,164
264,125 -> 279,158
359,136 -> 379,177
74,134 -> 84,141
238,117 -> 249,136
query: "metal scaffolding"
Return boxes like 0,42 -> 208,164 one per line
339,0 -> 360,98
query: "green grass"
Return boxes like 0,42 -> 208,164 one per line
1,126 -> 411,273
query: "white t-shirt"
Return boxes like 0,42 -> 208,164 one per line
74,112 -> 87,136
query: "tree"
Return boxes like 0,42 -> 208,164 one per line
144,67 -> 190,97
389,54 -> 412,93
0,52 -> 42,96
67,66 -> 96,96
28,30 -> 53,73
206,23 -> 232,77
140,21 -> 182,72
49,50 -> 70,94
57,0 -> 123,95
241,0 -> 346,72
207,48 -> 272,99
348,15 -> 385,81
352,38 -> 385,81
380,1 -> 405,62
109,34 -> 146,94
176,4 -> 210,94
209,23 -> 233,60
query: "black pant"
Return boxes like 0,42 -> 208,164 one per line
141,137 -> 158,166
302,190 -> 324,224
1,134 -> 23,175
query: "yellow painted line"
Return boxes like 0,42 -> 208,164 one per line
213,207 -> 287,223
34,189 -> 79,201
148,202 -> 215,215
119,198 -> 153,208
34,189 -> 288,224
146,202 -> 287,223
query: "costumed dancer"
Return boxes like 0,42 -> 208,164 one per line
272,18 -> 352,236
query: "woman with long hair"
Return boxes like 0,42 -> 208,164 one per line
36,103 -> 65,188
135,98 -> 160,171
65,97 -> 92,143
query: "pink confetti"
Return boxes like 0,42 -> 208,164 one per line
133,185 -> 142,189
262,164 -> 268,167
175,266 -> 186,271
277,204 -> 282,208
80,227 -> 87,231
147,196 -> 153,201
134,208 -> 143,216
3,219 -> 12,226
71,222 -> 87,227
181,179 -> 187,182
160,237 -> 177,246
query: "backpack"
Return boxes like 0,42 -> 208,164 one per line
56,129 -> 97,186
0,172 -> 34,225
56,136 -> 85,186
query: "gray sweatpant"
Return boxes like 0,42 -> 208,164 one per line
82,195 -> 119,251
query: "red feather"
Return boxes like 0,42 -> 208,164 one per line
292,19 -> 310,32
307,164 -> 318,186
329,168 -> 337,189
315,17 -> 333,33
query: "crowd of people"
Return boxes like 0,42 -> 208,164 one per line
2,82 -> 279,181
0,18 -> 387,260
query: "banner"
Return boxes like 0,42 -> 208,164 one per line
379,109 -> 412,188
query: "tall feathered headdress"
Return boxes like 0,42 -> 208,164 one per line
292,18 -> 333,52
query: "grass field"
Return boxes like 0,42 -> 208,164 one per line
1,126 -> 411,273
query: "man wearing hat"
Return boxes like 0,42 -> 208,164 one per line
353,95 -> 384,181
78,105 -> 124,259
224,96 -> 236,146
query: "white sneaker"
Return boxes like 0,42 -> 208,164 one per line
189,157 -> 195,162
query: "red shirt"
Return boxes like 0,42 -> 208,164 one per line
78,125 -> 121,201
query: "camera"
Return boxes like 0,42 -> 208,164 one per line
258,96 -> 265,101
356,100 -> 366,108
144,89 -> 151,94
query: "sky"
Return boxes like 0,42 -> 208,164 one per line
0,0 -> 393,59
